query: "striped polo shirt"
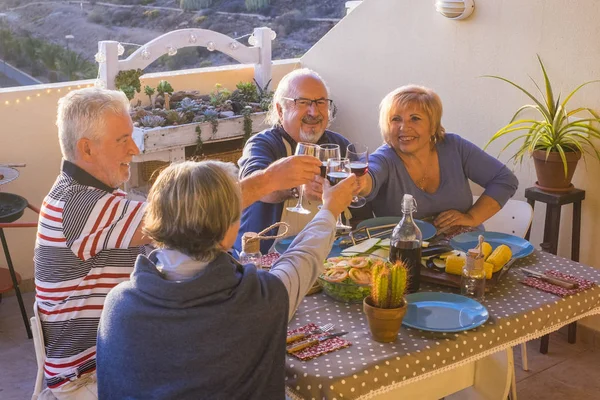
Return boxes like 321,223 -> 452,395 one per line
34,160 -> 147,388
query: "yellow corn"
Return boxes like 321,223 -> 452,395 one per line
487,245 -> 512,272
445,254 -> 466,275
479,242 -> 493,260
484,261 -> 494,280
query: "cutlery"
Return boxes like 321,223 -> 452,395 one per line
286,323 -> 334,344
521,268 -> 579,289
286,331 -> 348,353
0,163 -> 26,168
496,258 -> 518,282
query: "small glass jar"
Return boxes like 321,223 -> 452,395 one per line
239,233 -> 262,268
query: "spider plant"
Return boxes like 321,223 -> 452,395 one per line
484,55 -> 600,177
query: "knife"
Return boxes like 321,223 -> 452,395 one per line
286,332 -> 348,354
521,268 -> 579,289
496,258 -> 518,282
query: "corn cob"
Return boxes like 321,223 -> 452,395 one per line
445,254 -> 466,275
478,242 -> 493,260
484,261 -> 494,280
487,244 -> 512,272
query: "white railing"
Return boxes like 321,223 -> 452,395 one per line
97,26 -> 276,90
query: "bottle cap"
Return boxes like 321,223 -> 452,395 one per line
241,232 -> 261,254
402,194 -> 416,213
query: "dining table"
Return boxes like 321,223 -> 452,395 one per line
284,250 -> 600,400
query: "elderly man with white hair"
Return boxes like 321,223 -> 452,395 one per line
34,87 -> 324,399
235,68 -> 352,255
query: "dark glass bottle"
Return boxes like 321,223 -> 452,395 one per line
389,194 -> 423,293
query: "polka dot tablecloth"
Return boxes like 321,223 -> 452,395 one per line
285,251 -> 600,400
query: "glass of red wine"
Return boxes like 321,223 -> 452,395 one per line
326,157 -> 352,231
346,143 -> 369,208
317,144 -> 341,210
286,142 -> 320,215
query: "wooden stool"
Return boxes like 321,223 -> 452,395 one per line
524,186 -> 584,353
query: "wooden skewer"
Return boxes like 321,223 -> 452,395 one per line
478,235 -> 484,258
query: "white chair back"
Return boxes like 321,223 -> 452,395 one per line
30,301 -> 46,400
474,196 -> 534,238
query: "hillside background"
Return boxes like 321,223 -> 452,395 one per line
0,0 -> 348,86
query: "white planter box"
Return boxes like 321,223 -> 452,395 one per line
127,112 -> 269,194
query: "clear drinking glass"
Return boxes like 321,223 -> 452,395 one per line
318,144 -> 341,210
326,157 -> 352,231
346,143 -> 368,208
286,142 -> 321,215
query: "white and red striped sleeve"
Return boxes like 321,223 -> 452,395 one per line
64,189 -> 147,261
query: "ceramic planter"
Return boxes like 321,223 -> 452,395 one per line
532,149 -> 581,192
363,296 -> 407,343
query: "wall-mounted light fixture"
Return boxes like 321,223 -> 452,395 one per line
435,0 -> 475,20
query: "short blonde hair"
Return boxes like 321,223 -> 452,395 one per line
379,85 -> 445,144
56,87 -> 130,161
143,160 -> 242,261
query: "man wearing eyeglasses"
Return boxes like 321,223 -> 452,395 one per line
235,68 -> 351,255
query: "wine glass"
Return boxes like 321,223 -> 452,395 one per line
326,157 -> 352,231
286,142 -> 321,215
318,144 -> 341,210
346,143 -> 369,208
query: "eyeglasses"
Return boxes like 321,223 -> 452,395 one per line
282,97 -> 333,109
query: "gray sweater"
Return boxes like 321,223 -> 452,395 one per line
96,209 -> 337,399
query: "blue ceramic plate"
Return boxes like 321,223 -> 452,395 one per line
402,292 -> 489,332
274,236 -> 344,258
357,217 -> 436,241
449,231 -> 534,259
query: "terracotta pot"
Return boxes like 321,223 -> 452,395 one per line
532,149 -> 581,191
363,296 -> 407,343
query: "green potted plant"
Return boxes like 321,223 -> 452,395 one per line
363,260 -> 408,343
484,55 -> 600,191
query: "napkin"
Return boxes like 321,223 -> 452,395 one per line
286,323 -> 352,361
260,252 -> 280,270
521,269 -> 596,297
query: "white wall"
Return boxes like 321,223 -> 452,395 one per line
301,0 -> 600,330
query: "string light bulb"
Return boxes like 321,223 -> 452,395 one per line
189,34 -> 197,44
206,41 -> 215,51
167,46 -> 178,56
248,35 -> 257,46
94,52 -> 106,63
271,30 -> 277,40
117,43 -> 125,56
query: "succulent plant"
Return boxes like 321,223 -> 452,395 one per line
139,115 -> 166,128
165,110 -> 187,125
176,97 -> 201,116
157,80 -> 174,110
370,261 -> 408,309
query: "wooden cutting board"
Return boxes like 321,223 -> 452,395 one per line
419,264 -> 504,292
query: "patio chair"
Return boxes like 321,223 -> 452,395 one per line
30,301 -> 46,400
477,195 -> 534,374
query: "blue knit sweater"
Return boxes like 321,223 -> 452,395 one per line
96,252 -> 289,400
235,126 -> 351,254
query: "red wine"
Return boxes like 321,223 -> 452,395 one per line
349,162 -> 368,176
389,241 -> 422,293
320,162 -> 327,178
327,171 -> 349,186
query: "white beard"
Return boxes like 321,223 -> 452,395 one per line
299,127 -> 323,143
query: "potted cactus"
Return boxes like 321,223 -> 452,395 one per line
363,260 -> 409,342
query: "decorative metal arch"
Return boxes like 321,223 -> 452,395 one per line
98,27 -> 275,91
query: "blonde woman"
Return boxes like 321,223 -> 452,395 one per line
360,85 -> 518,230
96,160 -> 355,399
